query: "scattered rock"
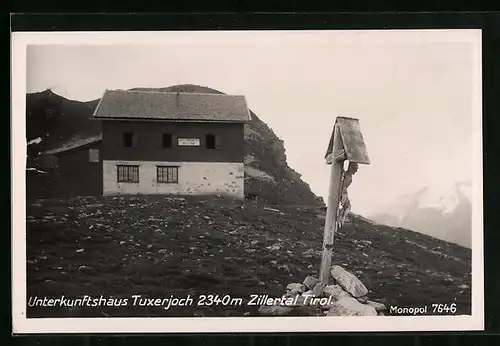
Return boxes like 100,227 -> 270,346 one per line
303,276 -> 320,290
365,300 -> 387,312
330,265 -> 368,298
78,265 -> 92,273
326,297 -> 377,316
86,203 -> 104,209
264,207 -> 282,213
443,277 -> 454,284
278,264 -> 292,275
267,243 -> 281,251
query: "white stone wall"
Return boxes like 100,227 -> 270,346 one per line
102,160 -> 244,198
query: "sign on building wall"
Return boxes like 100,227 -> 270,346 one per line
177,138 -> 201,146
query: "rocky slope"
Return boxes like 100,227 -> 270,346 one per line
26,195 -> 471,318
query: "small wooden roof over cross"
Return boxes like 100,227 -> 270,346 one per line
324,117 -> 370,165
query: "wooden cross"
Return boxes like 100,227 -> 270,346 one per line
319,117 -> 370,285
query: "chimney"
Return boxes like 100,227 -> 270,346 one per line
176,92 -> 180,108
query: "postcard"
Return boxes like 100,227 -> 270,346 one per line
11,29 -> 483,333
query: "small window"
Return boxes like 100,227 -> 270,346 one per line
123,132 -> 134,147
206,134 -> 216,149
157,166 -> 178,183
88,149 -> 99,162
117,165 -> 139,183
162,133 -> 172,148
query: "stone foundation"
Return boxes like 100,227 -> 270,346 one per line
102,160 -> 244,198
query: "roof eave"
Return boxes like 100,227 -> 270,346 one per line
93,116 -> 249,123
42,138 -> 103,156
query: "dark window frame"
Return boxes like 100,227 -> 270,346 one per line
206,134 -> 216,149
123,132 -> 134,147
162,133 -> 173,148
117,165 -> 139,183
157,166 -> 179,184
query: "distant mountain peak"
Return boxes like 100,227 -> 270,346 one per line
370,180 -> 472,248
399,180 -> 472,214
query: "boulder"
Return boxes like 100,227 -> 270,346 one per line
324,284 -> 351,301
286,283 -> 305,295
357,296 -> 368,304
303,276 -> 320,290
311,282 -> 327,297
365,300 -> 387,312
330,265 -> 368,298
326,297 -> 377,316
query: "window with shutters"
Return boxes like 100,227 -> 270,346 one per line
117,165 -> 139,183
157,166 -> 178,183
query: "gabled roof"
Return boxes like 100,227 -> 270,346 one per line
324,117 -> 370,164
43,135 -> 102,155
93,89 -> 251,123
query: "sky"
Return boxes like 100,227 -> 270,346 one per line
25,30 -> 481,216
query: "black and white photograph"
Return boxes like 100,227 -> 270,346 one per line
12,30 -> 483,333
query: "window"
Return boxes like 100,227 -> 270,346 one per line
157,166 -> 178,183
88,149 -> 99,162
117,165 -> 139,183
206,134 -> 216,149
162,133 -> 172,148
123,132 -> 134,147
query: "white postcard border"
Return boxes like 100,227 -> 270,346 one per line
11,29 -> 484,334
